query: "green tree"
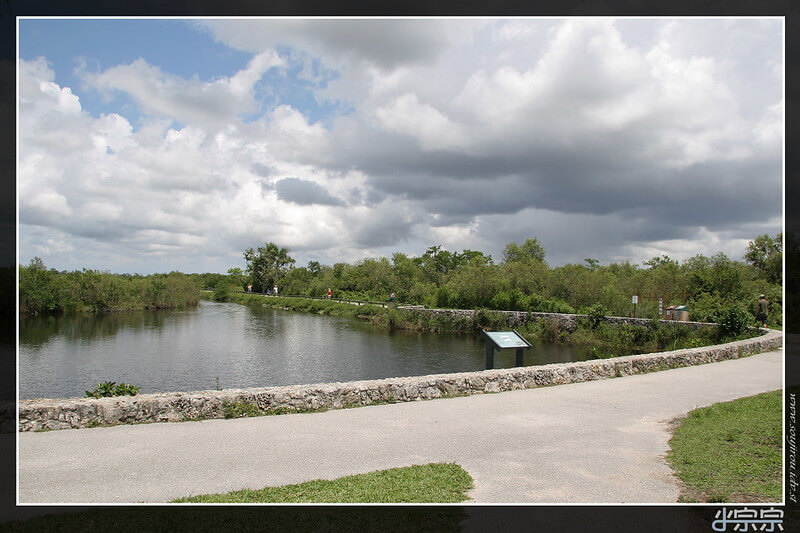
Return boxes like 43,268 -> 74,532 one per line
419,245 -> 457,283
307,261 -> 322,275
744,233 -> 782,285
458,249 -> 492,266
243,242 -> 296,292
643,255 -> 683,308
226,268 -> 247,290
440,263 -> 502,309
502,238 -> 546,264
19,258 -> 63,315
682,252 -> 746,301
281,266 -> 313,295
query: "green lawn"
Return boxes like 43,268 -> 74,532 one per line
170,463 -> 473,504
666,390 -> 782,503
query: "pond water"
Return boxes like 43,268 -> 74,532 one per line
19,300 -> 592,399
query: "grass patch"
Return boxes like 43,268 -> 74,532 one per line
170,463 -> 473,503
666,390 -> 782,503
222,400 -> 263,419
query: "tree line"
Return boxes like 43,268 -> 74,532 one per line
18,233 -> 784,328
225,234 -> 783,328
19,258 -> 200,316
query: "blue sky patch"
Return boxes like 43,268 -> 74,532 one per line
19,19 -> 350,127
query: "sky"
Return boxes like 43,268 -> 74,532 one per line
17,17 -> 784,274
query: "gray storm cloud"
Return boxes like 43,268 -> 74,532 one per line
200,19 -> 453,70
274,177 -> 345,207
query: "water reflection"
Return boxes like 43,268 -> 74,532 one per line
19,301 -> 590,399
21,309 -> 174,346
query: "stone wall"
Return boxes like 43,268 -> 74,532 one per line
397,307 -> 715,332
17,329 -> 782,432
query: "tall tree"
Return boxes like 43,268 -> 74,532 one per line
243,242 -> 296,292
502,238 -> 546,264
744,233 -> 782,285
306,261 -> 322,275
227,267 -> 247,290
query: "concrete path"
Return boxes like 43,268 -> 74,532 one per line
18,349 -> 783,504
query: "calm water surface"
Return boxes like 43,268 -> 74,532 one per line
19,301 -> 591,399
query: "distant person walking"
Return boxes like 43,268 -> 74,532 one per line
273,285 -> 279,296
327,288 -> 332,299
389,292 -> 395,306
756,294 -> 769,328
247,285 -> 252,293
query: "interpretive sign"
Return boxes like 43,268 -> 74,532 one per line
483,331 -> 531,349
481,329 -> 532,369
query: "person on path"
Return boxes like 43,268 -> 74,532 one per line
273,285 -> 279,296
389,292 -> 395,306
756,294 -> 769,328
327,288 -> 332,299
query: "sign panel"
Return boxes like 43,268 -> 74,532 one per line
632,295 -> 638,304
483,331 -> 531,349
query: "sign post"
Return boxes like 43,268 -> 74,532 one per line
632,295 -> 638,318
482,330 -> 532,370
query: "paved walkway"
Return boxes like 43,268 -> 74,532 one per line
18,349 -> 782,504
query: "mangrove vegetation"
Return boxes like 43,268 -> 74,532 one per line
225,233 -> 783,329
19,258 -> 200,316
19,232 -> 784,335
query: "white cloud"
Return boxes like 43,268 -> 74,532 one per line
753,100 -> 784,149
373,93 -> 468,151
492,19 -> 539,41
38,81 -> 82,114
79,50 -> 283,129
25,188 -> 71,217
79,201 -> 123,221
17,19 -> 783,273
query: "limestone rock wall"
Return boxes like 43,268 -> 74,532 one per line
402,307 -> 714,332
17,329 -> 782,432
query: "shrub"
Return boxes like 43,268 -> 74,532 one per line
766,300 -> 782,328
526,294 -> 574,314
469,309 -> 506,332
489,291 -> 512,311
714,304 -> 754,339
223,400 -> 262,419
549,300 -> 576,314
540,317 -> 561,343
625,323 -> 654,347
213,285 -> 230,302
85,381 -> 140,398
582,304 -> 608,329
653,321 -> 691,350
19,261 -> 65,315
688,293 -> 726,323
